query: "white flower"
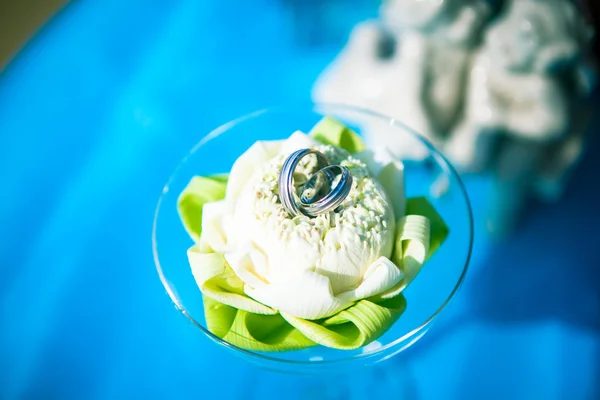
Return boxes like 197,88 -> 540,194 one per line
197,132 -> 406,320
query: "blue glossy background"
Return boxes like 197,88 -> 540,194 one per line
0,1 -> 598,398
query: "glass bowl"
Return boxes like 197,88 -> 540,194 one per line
152,103 -> 473,373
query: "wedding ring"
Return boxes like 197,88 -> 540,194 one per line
279,149 -> 330,217
299,165 -> 352,217
278,148 -> 352,218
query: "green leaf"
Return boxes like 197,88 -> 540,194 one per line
226,140 -> 283,200
203,296 -> 316,352
203,294 -> 406,352
177,175 -> 228,242
208,174 -> 229,184
189,243 -> 277,315
281,295 -> 406,350
379,197 -> 449,300
406,197 -> 449,258
202,268 -> 277,316
392,215 -> 429,281
309,116 -> 367,154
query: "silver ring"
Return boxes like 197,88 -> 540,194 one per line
299,165 -> 353,217
279,149 -> 330,217
278,148 -> 352,218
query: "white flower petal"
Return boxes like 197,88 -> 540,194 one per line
357,147 -> 385,177
279,131 -> 320,155
357,147 -> 406,220
267,229 -> 320,283
187,245 -> 226,286
245,269 -> 351,320
318,226 -> 372,294
248,244 -> 270,281
224,248 -> 269,289
226,139 -> 284,200
376,280 -> 407,300
337,256 -> 404,302
201,200 -> 235,252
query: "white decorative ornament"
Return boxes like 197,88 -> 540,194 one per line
198,132 -> 407,320
312,0 -> 490,160
311,0 -> 596,235
444,0 -> 595,233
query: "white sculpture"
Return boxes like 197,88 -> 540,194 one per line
312,0 -> 490,160
446,0 -> 593,168
312,0 -> 596,235
443,0 -> 595,233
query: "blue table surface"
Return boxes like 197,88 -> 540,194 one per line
0,1 -> 599,398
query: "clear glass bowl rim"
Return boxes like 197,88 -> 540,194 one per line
152,103 -> 474,367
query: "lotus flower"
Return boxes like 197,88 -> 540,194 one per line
177,118 -> 448,351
